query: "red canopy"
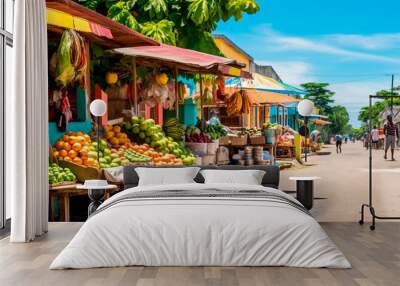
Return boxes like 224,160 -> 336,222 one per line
114,44 -> 251,78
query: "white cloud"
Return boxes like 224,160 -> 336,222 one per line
257,25 -> 400,64
326,33 -> 400,50
256,60 -> 315,85
330,80 -> 389,127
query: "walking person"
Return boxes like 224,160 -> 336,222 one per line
335,134 -> 343,153
384,115 -> 398,161
371,126 -> 380,149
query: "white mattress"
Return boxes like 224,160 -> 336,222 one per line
50,183 -> 350,269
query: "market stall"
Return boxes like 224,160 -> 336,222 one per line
46,0 -> 256,221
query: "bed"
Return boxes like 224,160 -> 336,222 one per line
50,165 -> 350,269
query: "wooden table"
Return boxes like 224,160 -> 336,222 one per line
276,145 -> 295,159
49,184 -> 120,222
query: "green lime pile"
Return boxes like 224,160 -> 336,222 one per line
124,149 -> 151,163
91,139 -> 129,169
48,163 -> 76,184
125,116 -> 196,165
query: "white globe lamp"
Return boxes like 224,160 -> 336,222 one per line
90,99 -> 107,117
297,99 -> 314,162
90,99 -> 107,163
297,99 -> 314,117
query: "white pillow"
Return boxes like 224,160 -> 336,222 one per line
200,169 -> 265,185
135,167 -> 201,186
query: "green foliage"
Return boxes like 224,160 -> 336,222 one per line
73,0 -> 260,55
177,26 -> 223,55
301,82 -> 335,115
350,127 -> 366,139
143,0 -> 168,19
77,0 -> 102,10
357,89 -> 400,128
90,44 -> 133,89
187,0 -> 220,26
225,0 -> 260,20
328,105 -> 350,135
141,20 -> 176,45
107,2 -> 140,30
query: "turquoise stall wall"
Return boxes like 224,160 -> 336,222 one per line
162,98 -> 198,127
269,103 -> 299,131
49,87 -> 92,145
49,121 -> 92,145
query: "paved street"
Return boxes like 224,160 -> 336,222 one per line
280,142 -> 400,222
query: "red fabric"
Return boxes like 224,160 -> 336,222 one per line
89,22 -> 113,39
94,85 -> 108,126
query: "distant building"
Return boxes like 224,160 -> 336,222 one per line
213,34 -> 254,72
212,34 -> 301,130
213,34 -> 281,81
253,64 -> 281,81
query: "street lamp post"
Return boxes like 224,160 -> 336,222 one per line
89,99 -> 107,162
297,99 -> 314,162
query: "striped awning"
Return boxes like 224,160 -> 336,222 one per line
226,72 -> 306,95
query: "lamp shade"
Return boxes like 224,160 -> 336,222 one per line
90,99 -> 107,117
297,99 -> 314,117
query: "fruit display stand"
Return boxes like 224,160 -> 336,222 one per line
49,183 -> 119,222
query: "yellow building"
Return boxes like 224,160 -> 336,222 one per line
213,34 -> 254,72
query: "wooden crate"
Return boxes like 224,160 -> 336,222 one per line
249,136 -> 265,145
230,135 -> 248,146
219,136 -> 230,145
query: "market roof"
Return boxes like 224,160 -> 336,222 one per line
46,0 -> 159,48
247,90 -> 300,105
314,119 -> 332,126
113,44 -> 251,78
226,88 -> 300,105
226,72 -> 306,95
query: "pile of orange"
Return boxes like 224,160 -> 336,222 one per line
53,131 -> 98,167
104,125 -> 131,146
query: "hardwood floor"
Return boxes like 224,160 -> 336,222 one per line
0,222 -> 399,286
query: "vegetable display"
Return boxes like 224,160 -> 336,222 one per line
104,125 -> 131,146
163,118 -> 185,141
55,29 -> 87,87
48,163 -> 76,185
139,73 -> 176,110
53,131 -> 96,167
204,124 -> 228,140
124,149 -> 151,163
185,126 -> 212,143
124,116 -> 196,165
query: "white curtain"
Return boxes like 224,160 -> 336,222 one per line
8,0 -> 49,242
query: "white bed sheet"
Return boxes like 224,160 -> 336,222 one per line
50,183 -> 350,269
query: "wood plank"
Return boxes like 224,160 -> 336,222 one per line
1,222 -> 400,286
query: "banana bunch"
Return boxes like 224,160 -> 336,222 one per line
226,91 -> 243,116
241,90 -> 251,114
163,118 -> 185,141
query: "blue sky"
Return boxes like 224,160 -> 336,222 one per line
215,0 -> 400,127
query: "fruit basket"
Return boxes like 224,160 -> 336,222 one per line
58,159 -> 102,182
